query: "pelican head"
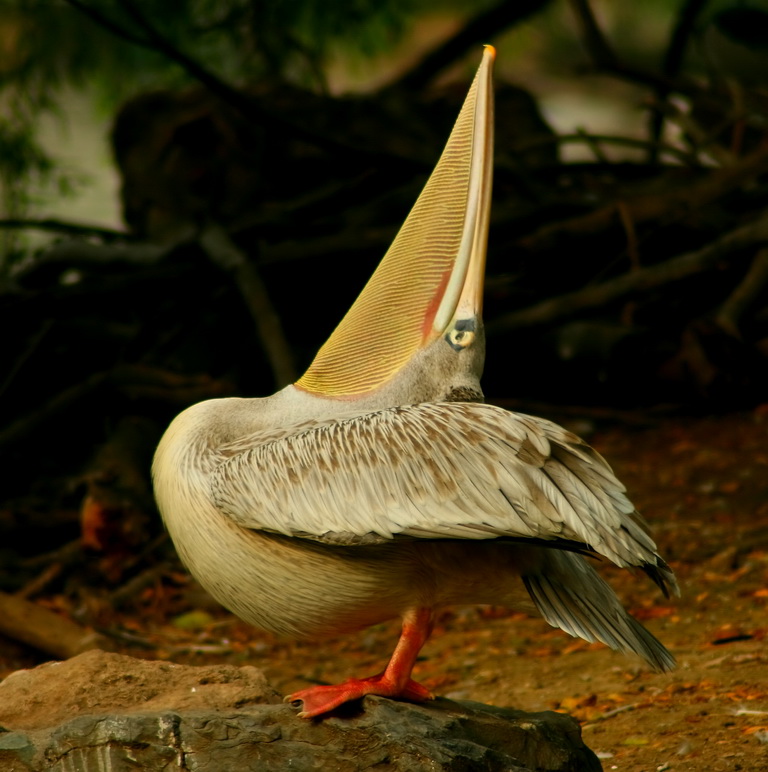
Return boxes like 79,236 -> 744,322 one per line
294,45 -> 495,410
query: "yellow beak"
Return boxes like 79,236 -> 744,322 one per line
296,45 -> 495,399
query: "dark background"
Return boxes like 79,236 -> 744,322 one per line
0,0 -> 767,624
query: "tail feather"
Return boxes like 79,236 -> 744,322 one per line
523,551 -> 676,673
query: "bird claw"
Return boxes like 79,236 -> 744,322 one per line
287,676 -> 433,719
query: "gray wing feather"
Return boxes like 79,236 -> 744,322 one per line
523,551 -> 676,672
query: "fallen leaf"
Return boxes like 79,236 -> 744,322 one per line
172,610 -> 215,630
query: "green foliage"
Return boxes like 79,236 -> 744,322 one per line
0,0 -> 426,267
0,0 -> 422,104
0,114 -> 84,272
0,122 -> 54,198
0,120 -> 49,268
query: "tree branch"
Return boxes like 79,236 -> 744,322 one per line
395,0 -> 553,91
0,590 -> 110,659
715,247 -> 768,337
510,132 -> 702,166
520,144 -> 768,251
488,213 -> 768,334
568,0 -> 618,69
648,0 -> 712,162
0,372 -> 108,452
61,0 -> 151,48
200,224 -> 297,388
0,218 -> 128,240
663,0 -> 710,78
64,0 -> 419,170
566,0 -> 712,101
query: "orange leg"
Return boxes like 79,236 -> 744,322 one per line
287,607 -> 435,719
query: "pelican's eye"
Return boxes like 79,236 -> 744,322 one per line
446,319 -> 476,351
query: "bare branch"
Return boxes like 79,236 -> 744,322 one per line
0,590 -> 111,659
488,213 -> 768,334
715,247 -> 768,337
663,0 -> 710,78
567,0 -> 712,102
568,0 -> 618,69
647,0 -> 711,161
64,0 -> 418,170
0,218 -> 128,240
395,0 -> 553,91
511,132 -> 702,166
61,0 -> 149,47
0,372 -> 109,453
521,144 -> 768,251
200,224 -> 297,388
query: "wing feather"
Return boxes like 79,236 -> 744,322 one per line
211,402 -> 667,574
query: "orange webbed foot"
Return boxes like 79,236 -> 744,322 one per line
287,675 -> 433,719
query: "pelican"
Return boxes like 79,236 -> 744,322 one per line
153,46 -> 677,719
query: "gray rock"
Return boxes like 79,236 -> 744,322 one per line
0,651 -> 601,772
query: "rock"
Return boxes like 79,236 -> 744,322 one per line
0,649 -> 281,731
0,650 -> 601,772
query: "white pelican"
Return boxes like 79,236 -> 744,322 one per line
153,46 -> 677,719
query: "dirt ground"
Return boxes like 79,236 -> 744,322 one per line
1,409 -> 767,771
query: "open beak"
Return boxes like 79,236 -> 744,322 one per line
297,46 -> 495,399
430,44 -> 494,337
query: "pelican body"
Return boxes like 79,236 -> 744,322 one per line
153,47 -> 677,718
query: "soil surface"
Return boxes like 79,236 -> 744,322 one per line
1,410 -> 767,771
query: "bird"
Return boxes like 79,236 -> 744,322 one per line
153,45 -> 678,720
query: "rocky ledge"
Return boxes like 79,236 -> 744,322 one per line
0,650 -> 601,771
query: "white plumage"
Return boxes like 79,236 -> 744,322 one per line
153,46 -> 677,719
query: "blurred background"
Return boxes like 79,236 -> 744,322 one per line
1,0 -> 767,662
